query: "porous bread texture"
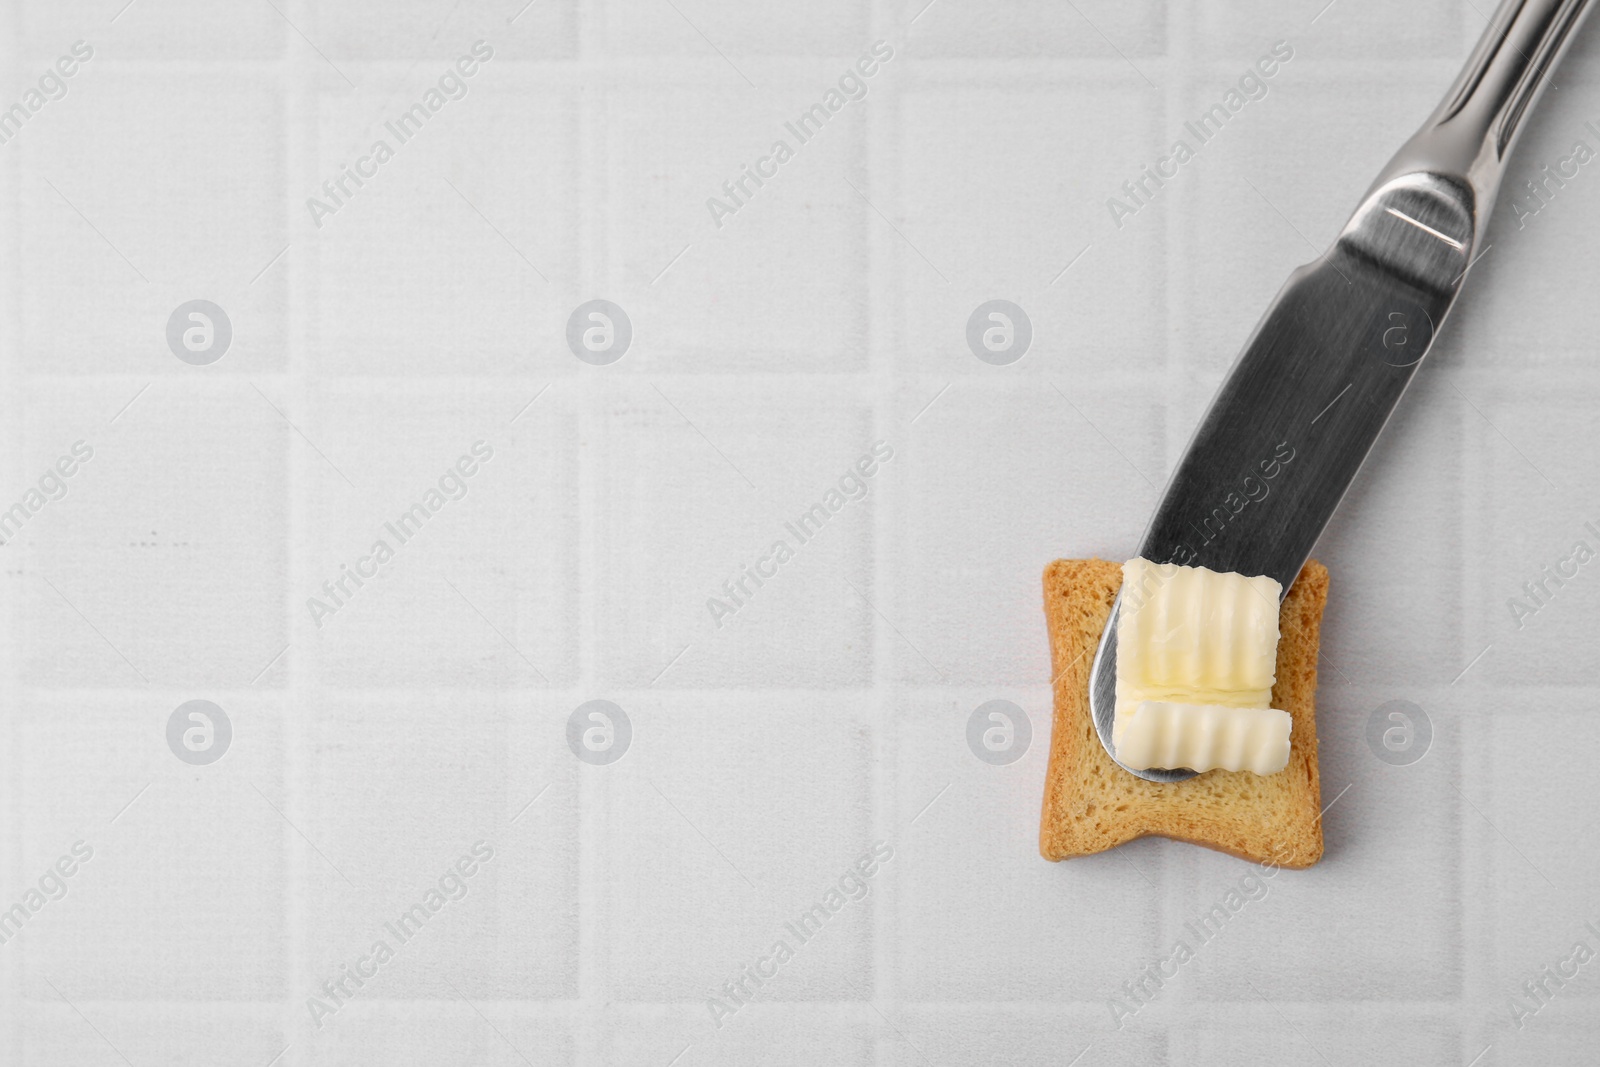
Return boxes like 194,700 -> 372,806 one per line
1038,558 -> 1329,869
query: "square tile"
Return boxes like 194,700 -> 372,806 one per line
896,81 -> 1165,376
596,380 -> 877,687
304,693 -> 579,1000
302,381 -> 578,688
603,695 -> 876,1001
600,81 -> 872,371
20,73 -> 287,373
309,72 -> 577,375
1467,695 -> 1600,989
20,382 -> 288,688
15,694 -> 287,999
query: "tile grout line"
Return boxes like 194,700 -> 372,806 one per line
1452,6 -> 1477,1050
576,1 -> 604,1060
2,0 -> 20,1045
284,0 -> 314,1062
1156,0 -> 1188,1025
870,1 -> 895,1060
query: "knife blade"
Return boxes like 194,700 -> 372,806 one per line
1089,0 -> 1596,781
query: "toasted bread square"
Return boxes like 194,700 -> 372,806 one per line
1039,558 -> 1330,869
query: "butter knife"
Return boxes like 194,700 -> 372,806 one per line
1090,0 -> 1596,781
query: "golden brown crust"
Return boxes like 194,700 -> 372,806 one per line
1038,559 -> 1330,869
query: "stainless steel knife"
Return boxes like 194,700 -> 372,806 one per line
1090,0 -> 1595,782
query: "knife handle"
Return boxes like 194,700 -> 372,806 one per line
1376,0 -> 1593,233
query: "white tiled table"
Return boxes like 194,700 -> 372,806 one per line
3,1 -> 1598,1064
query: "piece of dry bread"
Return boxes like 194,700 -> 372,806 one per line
1038,558 -> 1330,869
